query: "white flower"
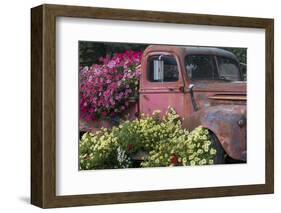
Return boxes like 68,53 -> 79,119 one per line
190,160 -> 196,166
210,148 -> 217,155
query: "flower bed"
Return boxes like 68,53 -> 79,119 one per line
79,108 -> 217,170
79,50 -> 142,124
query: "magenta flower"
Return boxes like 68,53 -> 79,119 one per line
79,50 -> 143,122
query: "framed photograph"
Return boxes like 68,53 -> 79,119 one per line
31,4 -> 274,208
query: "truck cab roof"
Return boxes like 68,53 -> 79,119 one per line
144,45 -> 238,62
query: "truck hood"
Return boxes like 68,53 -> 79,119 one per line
192,81 -> 247,106
192,80 -> 246,94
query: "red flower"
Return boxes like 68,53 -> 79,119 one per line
101,111 -> 107,116
85,115 -> 92,122
170,154 -> 178,165
128,144 -> 133,151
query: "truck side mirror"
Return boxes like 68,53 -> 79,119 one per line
188,84 -> 194,92
153,56 -> 164,81
188,84 -> 199,111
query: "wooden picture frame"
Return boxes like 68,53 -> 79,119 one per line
31,4 -> 274,208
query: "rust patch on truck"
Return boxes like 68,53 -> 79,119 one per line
182,105 -> 247,161
208,94 -> 247,101
140,45 -> 247,161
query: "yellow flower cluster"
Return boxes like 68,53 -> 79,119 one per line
79,128 -> 121,170
79,107 -> 217,170
140,114 -> 217,167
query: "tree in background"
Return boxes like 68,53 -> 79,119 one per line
79,41 -> 147,67
222,47 -> 247,64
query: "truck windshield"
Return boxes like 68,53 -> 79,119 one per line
185,55 -> 242,81
216,56 -> 241,81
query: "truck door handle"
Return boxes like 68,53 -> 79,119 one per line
179,86 -> 188,93
143,95 -> 149,100
168,88 -> 175,91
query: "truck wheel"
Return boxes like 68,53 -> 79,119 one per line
209,132 -> 226,164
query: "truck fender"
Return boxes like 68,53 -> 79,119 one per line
182,105 -> 246,161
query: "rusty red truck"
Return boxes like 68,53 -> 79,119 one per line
81,45 -> 247,163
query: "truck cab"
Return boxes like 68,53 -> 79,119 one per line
139,45 -> 247,162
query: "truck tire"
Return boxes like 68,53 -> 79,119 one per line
209,131 -> 226,164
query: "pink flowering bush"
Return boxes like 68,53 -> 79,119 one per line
80,50 -> 142,122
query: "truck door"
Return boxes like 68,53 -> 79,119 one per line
139,53 -> 185,117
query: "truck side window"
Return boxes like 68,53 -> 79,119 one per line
217,57 -> 241,81
147,55 -> 179,82
185,55 -> 218,80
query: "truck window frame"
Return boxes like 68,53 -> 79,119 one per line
146,53 -> 181,83
215,56 -> 243,81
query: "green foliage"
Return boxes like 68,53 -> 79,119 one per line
222,47 -> 247,64
79,41 -> 147,67
79,108 -> 217,170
